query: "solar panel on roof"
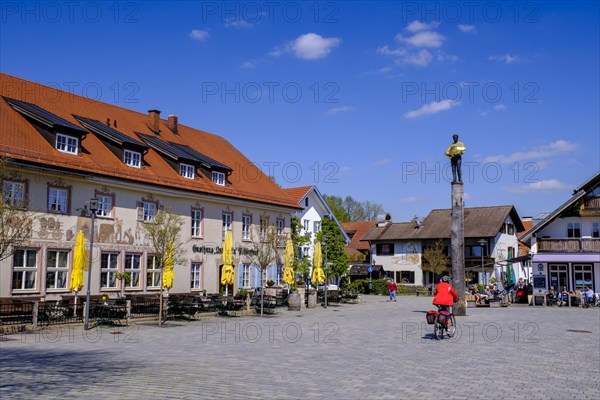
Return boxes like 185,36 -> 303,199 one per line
3,96 -> 87,133
136,133 -> 200,162
74,116 -> 146,148
170,143 -> 232,171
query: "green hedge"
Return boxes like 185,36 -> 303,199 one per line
348,280 -> 431,296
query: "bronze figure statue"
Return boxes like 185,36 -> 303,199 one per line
445,134 -> 466,183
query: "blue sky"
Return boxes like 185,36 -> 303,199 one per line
1,1 -> 599,222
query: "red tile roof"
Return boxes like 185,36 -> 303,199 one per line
341,221 -> 377,251
283,186 -> 313,204
0,73 -> 300,209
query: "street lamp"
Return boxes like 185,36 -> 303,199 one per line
478,239 -> 486,288
84,198 -> 99,330
323,234 -> 329,308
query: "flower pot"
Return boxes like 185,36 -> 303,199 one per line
307,291 -> 317,308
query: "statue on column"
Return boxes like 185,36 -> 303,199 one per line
445,134 -> 466,183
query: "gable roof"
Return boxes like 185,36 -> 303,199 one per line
283,186 -> 313,204
0,73 -> 300,210
342,221 -> 378,251
520,171 -> 600,245
361,206 -> 524,241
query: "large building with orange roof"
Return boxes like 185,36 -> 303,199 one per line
0,73 -> 301,299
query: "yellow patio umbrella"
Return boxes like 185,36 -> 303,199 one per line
312,241 -> 325,284
283,238 -> 295,285
162,240 -> 175,289
221,229 -> 234,286
69,231 -> 85,292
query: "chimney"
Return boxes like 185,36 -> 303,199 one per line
168,115 -> 178,134
147,109 -> 161,134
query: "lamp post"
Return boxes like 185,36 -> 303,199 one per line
323,234 -> 329,309
478,239 -> 486,288
84,198 -> 99,330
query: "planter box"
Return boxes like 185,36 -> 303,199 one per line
467,300 -> 476,308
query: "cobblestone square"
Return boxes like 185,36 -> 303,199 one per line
1,296 -> 599,400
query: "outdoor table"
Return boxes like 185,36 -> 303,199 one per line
95,303 -> 127,326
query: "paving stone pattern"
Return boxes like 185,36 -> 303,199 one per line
1,296 -> 599,400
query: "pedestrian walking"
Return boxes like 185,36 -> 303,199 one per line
388,280 -> 397,302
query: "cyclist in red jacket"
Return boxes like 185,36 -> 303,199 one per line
433,276 -> 458,313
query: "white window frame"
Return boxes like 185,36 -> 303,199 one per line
46,249 -> 69,290
12,249 -> 37,291
222,212 -> 232,238
191,209 -> 203,238
314,221 -> 321,233
2,180 -> 25,207
191,262 -> 202,290
241,263 -> 251,288
55,133 -> 78,155
48,187 -> 68,213
276,218 -> 284,235
100,252 -> 119,289
96,194 -> 113,218
180,163 -> 195,179
260,217 -> 269,240
242,215 -> 251,240
212,171 -> 225,186
124,253 -> 141,289
147,255 -> 161,289
567,222 -> 581,238
137,201 -> 158,222
124,149 -> 142,168
303,219 -> 310,232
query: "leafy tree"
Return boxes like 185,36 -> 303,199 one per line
242,226 -> 282,317
322,194 -> 349,222
316,216 -> 349,281
290,216 -> 311,278
422,239 -> 450,290
323,194 -> 386,222
141,208 -> 185,324
0,157 -> 35,262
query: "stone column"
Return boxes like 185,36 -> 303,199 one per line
451,182 -> 466,316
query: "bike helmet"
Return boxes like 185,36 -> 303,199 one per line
441,276 -> 450,282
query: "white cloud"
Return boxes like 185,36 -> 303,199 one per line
375,158 -> 391,165
377,45 -> 406,56
339,166 -> 352,175
489,53 -> 521,64
396,31 -> 445,48
403,99 -> 459,119
401,49 -> 433,66
378,66 -> 392,74
400,196 -> 419,203
458,24 -> 477,33
504,179 -> 569,193
325,106 -> 356,115
290,33 -> 341,60
479,111 -> 489,117
406,21 -> 440,32
190,29 -> 210,41
482,140 -> 577,163
464,192 -> 472,200
494,104 -> 506,110
240,60 -> 258,69
224,18 -> 254,29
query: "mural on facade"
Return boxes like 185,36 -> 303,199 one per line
391,242 -> 420,265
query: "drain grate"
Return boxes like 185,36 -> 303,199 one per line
566,329 -> 593,333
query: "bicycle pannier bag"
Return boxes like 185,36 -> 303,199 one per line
437,311 -> 450,325
426,310 -> 437,324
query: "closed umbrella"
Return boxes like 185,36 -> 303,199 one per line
283,239 -> 295,285
163,240 -> 175,289
69,231 -> 85,292
507,262 -> 516,287
312,241 -> 325,284
221,230 -> 234,293
69,231 -> 85,316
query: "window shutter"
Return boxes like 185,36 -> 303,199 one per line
251,265 -> 260,288
238,265 -> 243,288
136,201 -> 143,221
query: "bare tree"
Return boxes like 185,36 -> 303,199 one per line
141,208 -> 185,324
241,226 -> 282,317
0,158 -> 35,262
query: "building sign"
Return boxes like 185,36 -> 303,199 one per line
192,244 -> 258,256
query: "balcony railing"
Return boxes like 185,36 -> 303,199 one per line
537,238 -> 600,252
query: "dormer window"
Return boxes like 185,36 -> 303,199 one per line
124,150 -> 141,168
180,163 -> 195,179
56,133 -> 78,155
212,171 -> 225,186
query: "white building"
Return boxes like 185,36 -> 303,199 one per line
520,172 -> 600,293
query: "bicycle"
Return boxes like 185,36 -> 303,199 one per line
433,305 -> 456,340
